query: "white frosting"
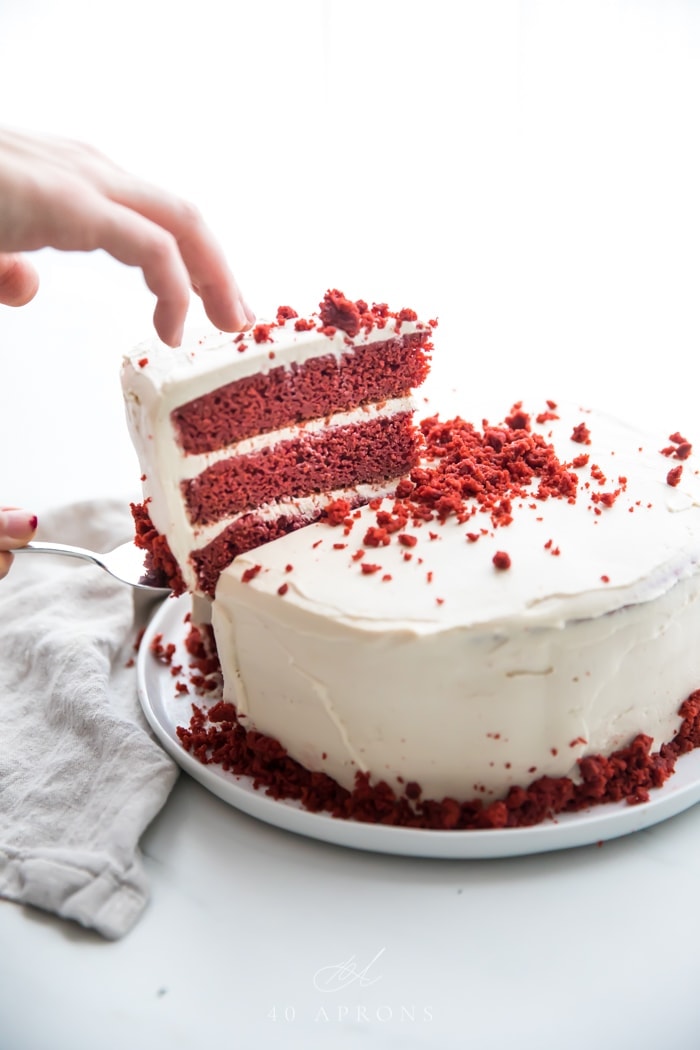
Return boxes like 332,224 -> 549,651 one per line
121,312 -> 428,592
212,403 -> 700,801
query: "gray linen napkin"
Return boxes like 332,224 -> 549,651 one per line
0,499 -> 178,939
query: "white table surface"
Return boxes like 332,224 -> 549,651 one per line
3,2 -> 700,1047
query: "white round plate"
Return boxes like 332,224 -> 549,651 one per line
137,594 -> 700,859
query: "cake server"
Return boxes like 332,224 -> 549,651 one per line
12,540 -> 172,593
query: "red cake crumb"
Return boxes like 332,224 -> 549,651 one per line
493,551 -> 511,570
276,305 -> 298,323
323,498 -> 353,526
504,403 -> 530,431
591,488 -> 622,508
323,412 -> 578,555
571,422 -> 592,445
252,323 -> 274,344
150,633 -> 176,664
319,290 -> 362,337
364,526 -> 390,547
667,465 -> 683,487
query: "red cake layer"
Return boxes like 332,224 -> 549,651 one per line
182,411 -> 418,526
192,509 -> 329,597
132,494 -> 368,598
172,330 -> 431,454
171,626 -> 700,829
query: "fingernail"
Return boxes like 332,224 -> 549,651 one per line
0,509 -> 38,538
161,325 -> 184,348
240,296 -> 256,327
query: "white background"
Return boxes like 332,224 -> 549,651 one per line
2,2 -> 700,1047
2,0 -> 700,512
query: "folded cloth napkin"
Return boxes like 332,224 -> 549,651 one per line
0,499 -> 178,939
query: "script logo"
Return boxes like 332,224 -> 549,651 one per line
312,948 -> 386,993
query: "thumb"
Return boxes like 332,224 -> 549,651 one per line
0,507 -> 38,582
0,507 -> 38,549
0,252 -> 40,306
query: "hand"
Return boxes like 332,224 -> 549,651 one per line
0,508 -> 38,580
0,127 -> 254,346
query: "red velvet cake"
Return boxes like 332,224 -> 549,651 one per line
121,291 -> 434,598
124,298 -> 700,835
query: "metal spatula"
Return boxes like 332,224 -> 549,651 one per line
12,539 -> 173,593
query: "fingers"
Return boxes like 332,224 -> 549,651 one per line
94,179 -> 255,334
0,507 -> 38,581
0,127 -> 255,343
0,252 -> 40,306
77,194 -> 253,346
30,185 -> 196,346
177,225 -> 255,334
38,185 -> 252,346
84,199 -> 194,346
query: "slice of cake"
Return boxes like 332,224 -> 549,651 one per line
200,401 -> 700,825
121,291 -> 434,598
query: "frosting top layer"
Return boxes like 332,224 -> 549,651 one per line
220,401 -> 700,630
121,296 -> 433,416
